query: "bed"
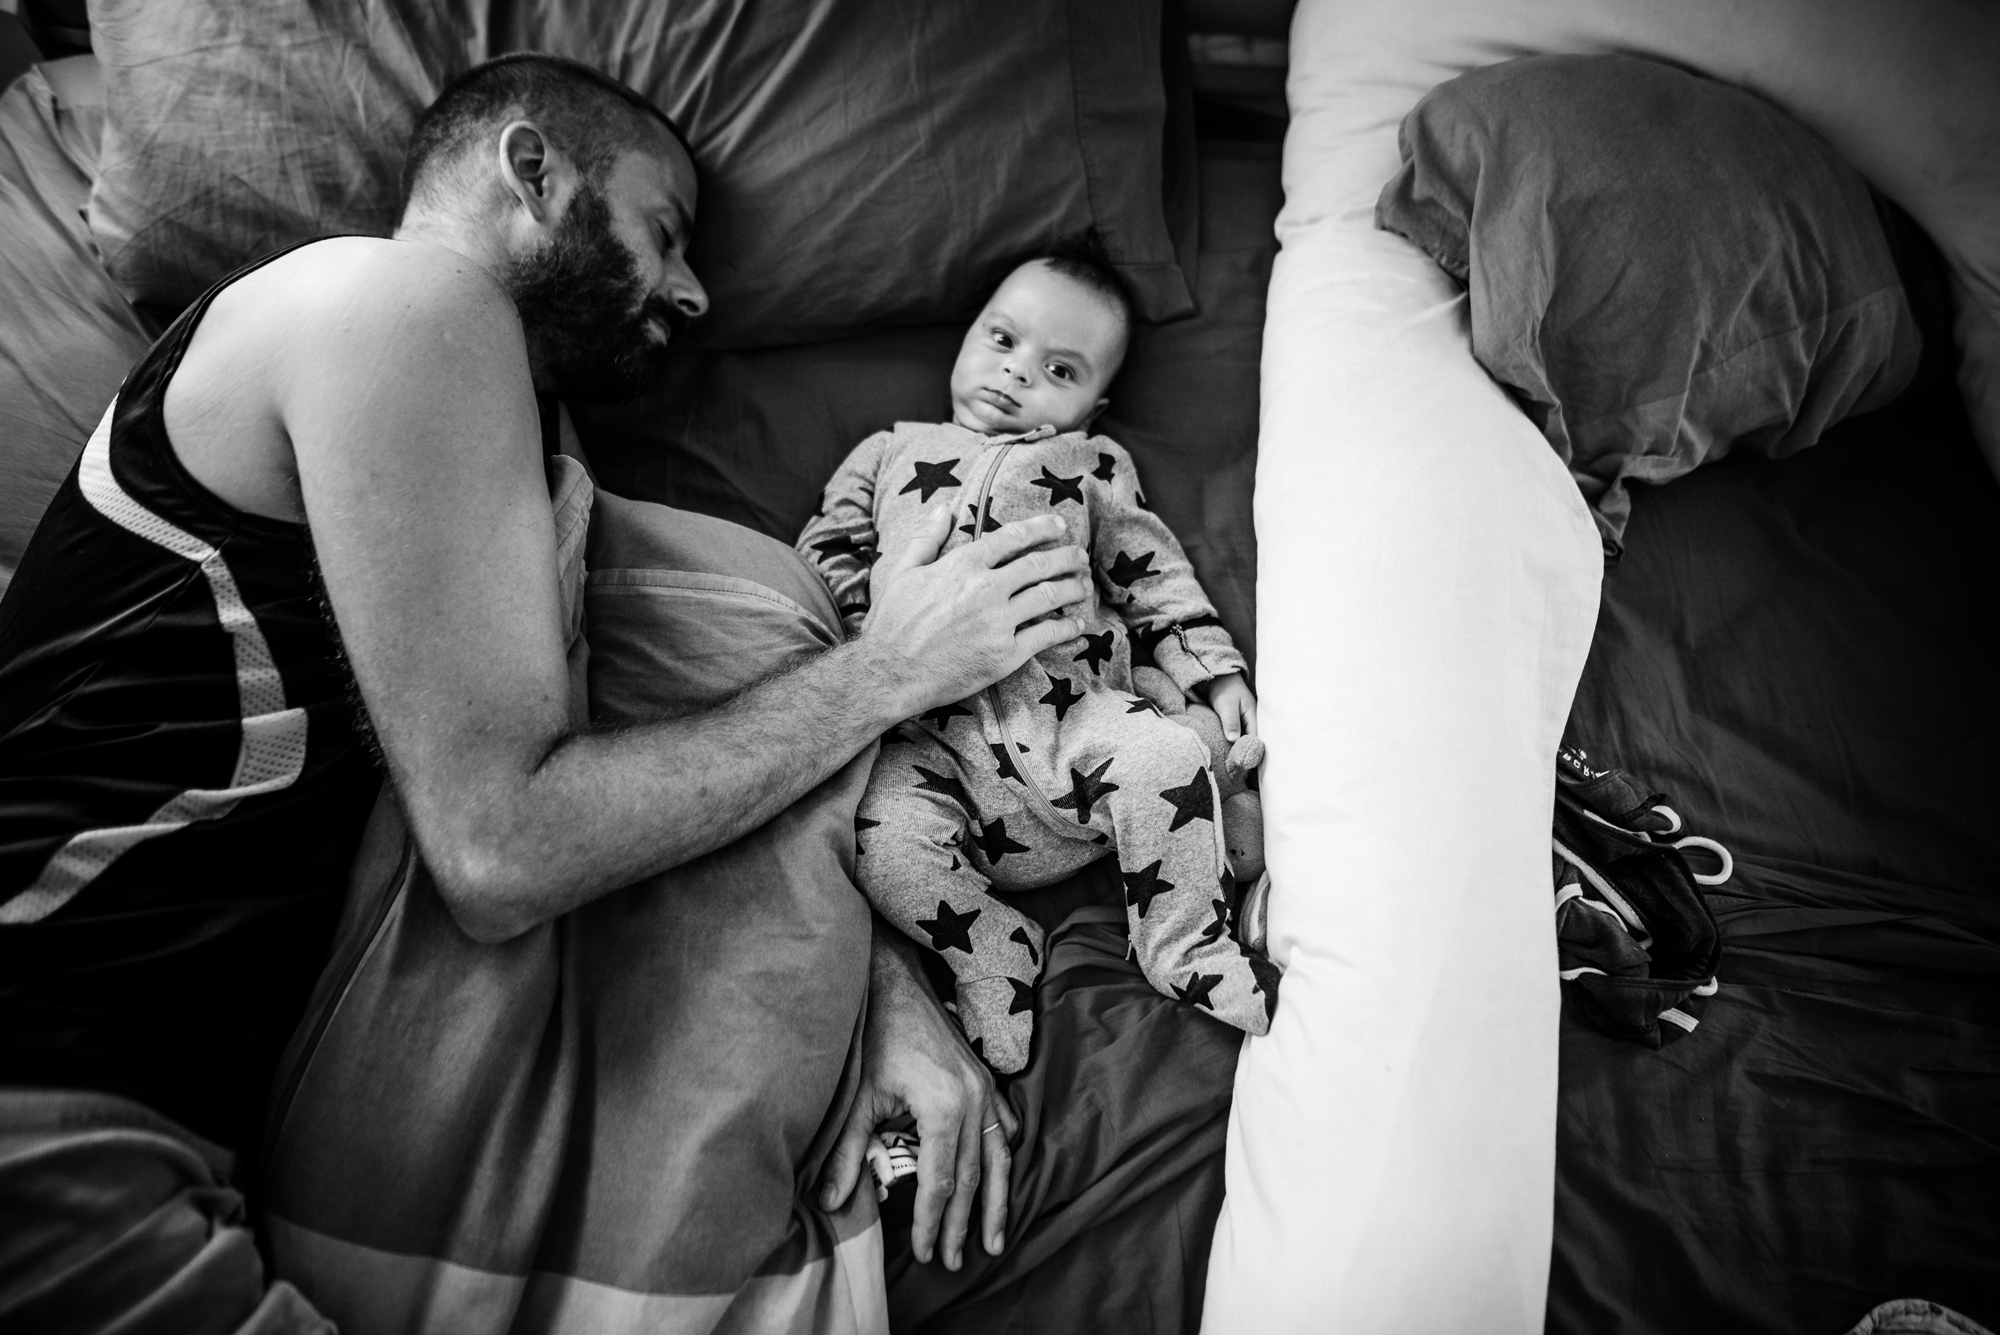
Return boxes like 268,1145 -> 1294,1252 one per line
0,0 -> 1995,1331
1212,0 -> 1999,1330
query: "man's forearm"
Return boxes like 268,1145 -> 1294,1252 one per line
441,636 -> 915,939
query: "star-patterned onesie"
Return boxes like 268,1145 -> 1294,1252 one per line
798,420 -> 1278,1073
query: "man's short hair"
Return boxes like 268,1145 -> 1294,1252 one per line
398,53 -> 693,219
1030,229 -> 1135,332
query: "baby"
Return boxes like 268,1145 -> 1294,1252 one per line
798,237 -> 1277,1072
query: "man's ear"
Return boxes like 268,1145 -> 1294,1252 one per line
496,120 -> 556,222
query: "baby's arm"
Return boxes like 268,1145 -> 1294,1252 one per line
797,430 -> 892,639
1088,440 -> 1250,701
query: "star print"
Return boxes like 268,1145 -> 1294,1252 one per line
1122,860 -> 1177,919
957,504 -> 1003,539
916,899 -> 981,954
919,700 -> 975,730
811,533 -> 877,565
899,458 -> 962,503
1092,452 -> 1117,483
1038,674 -> 1084,722
913,765 -> 973,815
973,818 -> 1032,866
854,815 -> 880,855
1050,757 -> 1119,825
1105,550 -> 1159,588
1008,977 -> 1035,1015
1249,954 -> 1281,1023
1009,925 -> 1040,966
1125,696 -> 1161,716
1073,631 -> 1114,677
1158,768 -> 1214,832
1173,970 -> 1222,1011
1196,897 -> 1231,946
990,741 -> 1030,782
1029,467 -> 1085,507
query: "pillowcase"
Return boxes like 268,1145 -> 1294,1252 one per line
1375,53 -> 1925,551
84,0 -> 1196,347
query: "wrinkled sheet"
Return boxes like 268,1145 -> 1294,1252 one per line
0,58 -> 151,595
1554,381 -> 2000,1333
261,465 -> 886,1335
884,903 -> 1243,1335
0,1087 -> 331,1334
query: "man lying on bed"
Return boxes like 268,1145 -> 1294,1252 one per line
0,54 -> 1091,1329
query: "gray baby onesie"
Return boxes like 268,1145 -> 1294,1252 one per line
798,420 -> 1278,1071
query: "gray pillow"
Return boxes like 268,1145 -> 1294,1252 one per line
1375,54 -> 1927,553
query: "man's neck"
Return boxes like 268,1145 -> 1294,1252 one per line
392,210 -> 510,285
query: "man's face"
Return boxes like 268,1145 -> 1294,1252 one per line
949,261 -> 1128,435
504,134 -> 707,403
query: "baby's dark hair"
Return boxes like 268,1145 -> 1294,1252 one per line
1007,229 -> 1135,331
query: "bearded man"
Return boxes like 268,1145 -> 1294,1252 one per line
0,54 -> 1093,1331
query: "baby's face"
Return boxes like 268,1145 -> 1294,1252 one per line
950,261 -> 1128,436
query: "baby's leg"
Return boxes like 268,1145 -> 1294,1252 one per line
856,737 -> 1047,1073
1048,695 -> 1280,1035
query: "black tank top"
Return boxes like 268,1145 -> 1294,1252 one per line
0,246 -> 382,1152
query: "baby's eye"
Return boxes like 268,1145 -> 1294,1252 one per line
991,329 -> 1013,348
1048,363 -> 1074,382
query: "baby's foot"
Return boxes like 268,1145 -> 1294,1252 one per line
954,974 -> 1037,1074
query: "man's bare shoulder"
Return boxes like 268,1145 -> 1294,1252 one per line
252,236 -> 519,353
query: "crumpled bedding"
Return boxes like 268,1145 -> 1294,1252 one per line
0,57 -> 150,596
261,461 -> 886,1335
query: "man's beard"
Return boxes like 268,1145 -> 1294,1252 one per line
503,184 -> 686,404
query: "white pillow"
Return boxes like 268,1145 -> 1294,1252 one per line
1204,2 -> 1997,1331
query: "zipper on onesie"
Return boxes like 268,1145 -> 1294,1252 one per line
968,426 -> 1070,829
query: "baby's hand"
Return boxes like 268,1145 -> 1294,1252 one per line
1204,672 -> 1258,742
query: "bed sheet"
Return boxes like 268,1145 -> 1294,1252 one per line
1555,380 -> 2000,1333
0,57 -> 151,596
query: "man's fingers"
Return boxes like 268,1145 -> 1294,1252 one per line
817,1108 -> 874,1213
979,1113 -> 1012,1257
1014,616 -> 1087,663
910,1117 -> 959,1265
940,1103 -> 984,1271
1006,576 -> 1091,627
965,515 -> 1070,569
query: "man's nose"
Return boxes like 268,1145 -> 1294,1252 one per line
663,257 -> 709,319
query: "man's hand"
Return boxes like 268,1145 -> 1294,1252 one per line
819,925 -> 1018,1270
1204,671 -> 1258,742
862,508 -> 1091,719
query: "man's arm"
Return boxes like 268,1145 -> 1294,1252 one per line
282,246 -> 1091,942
